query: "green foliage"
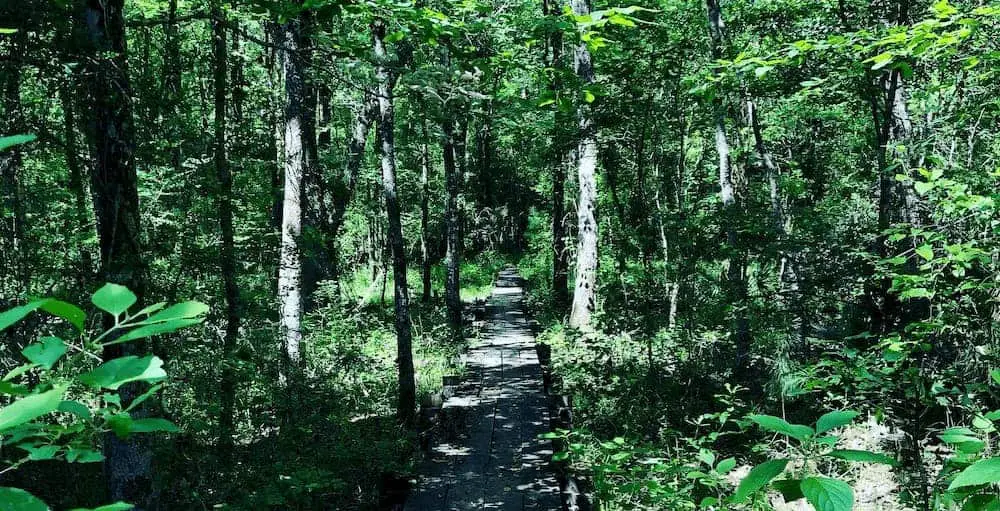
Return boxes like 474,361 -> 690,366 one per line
0,286 -> 207,509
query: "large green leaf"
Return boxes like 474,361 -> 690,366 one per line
948,457 -> 1000,490
70,503 -> 133,511
827,449 -> 898,466
816,410 -> 859,434
69,504 -> 133,511
0,386 -> 67,431
733,458 -> 788,503
78,356 -> 166,390
0,487 -> 49,511
0,300 -> 48,332
772,479 -> 804,502
136,301 -> 208,324
0,134 -> 37,152
91,284 -> 137,317
749,414 -> 814,441
39,300 -> 85,332
801,477 -> 853,511
109,415 -> 179,439
108,318 -> 205,345
21,337 -> 67,370
58,400 -> 92,420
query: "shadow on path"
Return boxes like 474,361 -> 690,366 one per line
404,269 -> 561,511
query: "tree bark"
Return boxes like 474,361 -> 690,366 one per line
325,95 -> 378,297
568,0 -> 599,330
373,18 -> 416,426
442,111 -> 463,334
544,0 -> 569,311
278,12 -> 307,385
59,75 -> 95,288
84,0 -> 152,506
706,0 -> 751,377
420,116 -> 432,303
163,0 -> 182,172
211,0 -> 241,471
1,36 -> 26,298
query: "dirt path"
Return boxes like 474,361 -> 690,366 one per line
404,269 -> 561,511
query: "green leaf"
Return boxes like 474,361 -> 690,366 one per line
58,400 -> 92,420
800,477 -> 853,511
0,28 -> 18,34
107,318 -> 204,345
70,504 -> 133,511
733,458 -> 788,503
716,457 -> 736,474
128,418 -> 179,434
816,410 -> 858,434
0,134 -> 37,152
948,458 -> 1000,490
135,301 -> 208,324
991,369 -> 1000,386
78,356 -> 167,390
65,448 -> 104,463
914,181 -> 935,195
749,414 -> 814,441
583,90 -> 596,103
0,300 -> 49,331
21,337 -> 67,370
827,449 -> 898,466
772,479 -> 804,502
0,386 -> 67,431
39,300 -> 86,332
0,487 -> 50,511
24,444 -> 60,461
92,284 -> 137,317
869,52 -> 894,70
915,245 -> 934,261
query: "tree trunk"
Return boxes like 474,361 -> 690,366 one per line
568,0 -> 599,330
59,75 -> 95,288
163,0 -> 182,172
706,0 -> 751,377
420,117 -> 432,303
746,98 -> 806,349
212,0 -> 241,471
1,38 -> 26,298
278,12 -> 308,386
544,0 -> 570,311
442,113 -> 463,334
84,0 -> 152,506
373,18 -> 416,426
326,95 -> 378,297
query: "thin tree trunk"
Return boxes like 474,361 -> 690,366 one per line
84,0 -> 152,506
59,76 -> 95,288
442,112 -> 463,334
326,95 -> 378,296
212,0 -> 241,470
544,0 -> 570,311
568,0 -> 599,330
1,41 -> 26,297
706,0 -> 751,377
373,18 -> 416,426
420,116 -> 432,303
164,0 -> 182,172
746,98 -> 806,348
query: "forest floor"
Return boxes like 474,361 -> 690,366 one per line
404,269 -> 561,510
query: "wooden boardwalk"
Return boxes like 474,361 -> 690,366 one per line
404,270 -> 561,510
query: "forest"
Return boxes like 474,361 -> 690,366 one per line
1,0 -> 999,509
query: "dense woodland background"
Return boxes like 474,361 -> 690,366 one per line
1,0 -> 1000,509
